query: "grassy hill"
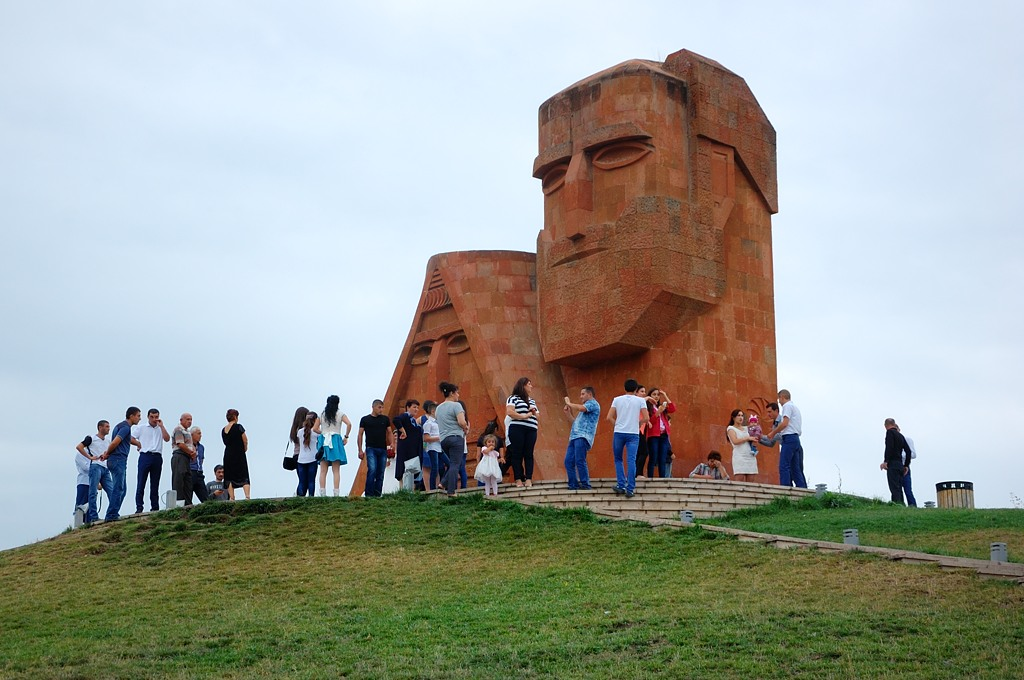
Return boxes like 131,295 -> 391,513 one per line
1,494 -> 1022,678
708,494 -> 1024,561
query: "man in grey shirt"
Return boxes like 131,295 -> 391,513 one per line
170,413 -> 196,507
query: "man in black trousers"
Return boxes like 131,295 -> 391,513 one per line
880,418 -> 912,505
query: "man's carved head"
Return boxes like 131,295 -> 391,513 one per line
533,50 -> 776,367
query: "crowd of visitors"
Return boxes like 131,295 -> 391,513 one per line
73,407 -> 246,523
74,381 -> 916,522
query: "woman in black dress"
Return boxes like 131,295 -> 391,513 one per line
222,408 -> 250,500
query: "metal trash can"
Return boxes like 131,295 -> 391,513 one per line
935,481 -> 974,509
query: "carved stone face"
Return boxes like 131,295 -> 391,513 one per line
534,63 -> 725,367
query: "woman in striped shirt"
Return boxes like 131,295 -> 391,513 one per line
505,376 -> 539,487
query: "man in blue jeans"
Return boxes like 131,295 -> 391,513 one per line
896,424 -> 918,507
134,408 -> 170,513
562,386 -> 600,490
606,379 -> 650,498
77,419 -> 112,523
358,399 -> 394,497
100,407 -> 142,520
767,389 -> 807,488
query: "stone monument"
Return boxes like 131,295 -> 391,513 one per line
352,48 -> 779,492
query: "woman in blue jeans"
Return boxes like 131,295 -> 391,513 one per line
435,381 -> 468,497
292,410 -> 320,496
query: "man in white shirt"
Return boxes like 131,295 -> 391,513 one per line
606,379 -> 650,498
133,408 -> 170,513
77,420 -> 113,523
73,431 -> 93,518
767,389 -> 807,488
898,424 -> 918,507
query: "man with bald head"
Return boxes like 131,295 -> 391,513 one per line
767,389 -> 806,488
170,413 -> 196,507
188,425 -> 209,503
880,418 -> 912,505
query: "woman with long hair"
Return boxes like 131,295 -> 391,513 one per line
635,385 -> 652,479
318,395 -> 353,496
505,376 -> 539,487
294,411 -> 320,496
435,381 -> 469,497
222,408 -> 250,500
727,408 -> 759,482
289,406 -> 312,494
645,387 -> 676,478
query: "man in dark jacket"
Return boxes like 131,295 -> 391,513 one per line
393,400 -> 423,490
880,418 -> 912,505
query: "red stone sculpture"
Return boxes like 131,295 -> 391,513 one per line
351,49 -> 779,493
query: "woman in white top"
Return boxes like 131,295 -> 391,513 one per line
505,376 -> 539,488
727,409 -> 760,482
318,395 -> 353,497
421,400 -> 443,490
294,411 -> 321,497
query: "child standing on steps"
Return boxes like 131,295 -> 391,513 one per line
474,434 -> 504,497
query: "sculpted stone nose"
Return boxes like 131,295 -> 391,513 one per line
561,152 -> 592,240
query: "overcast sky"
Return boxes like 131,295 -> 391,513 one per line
2,1 -> 1022,551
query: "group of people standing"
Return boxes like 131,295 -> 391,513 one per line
710,389 -> 807,487
77,386 -> 918,521
73,407 -> 247,523
278,381 -> 815,505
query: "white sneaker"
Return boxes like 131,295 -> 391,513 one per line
318,488 -> 326,497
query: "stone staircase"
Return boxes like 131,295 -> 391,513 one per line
451,478 -> 1024,583
458,477 -> 815,520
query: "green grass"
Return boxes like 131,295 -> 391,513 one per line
1,493 -> 1022,678
707,493 -> 1024,561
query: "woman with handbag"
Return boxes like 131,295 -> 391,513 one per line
287,407 -> 312,493
293,411 -> 320,496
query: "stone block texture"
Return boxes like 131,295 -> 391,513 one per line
353,48 -> 780,494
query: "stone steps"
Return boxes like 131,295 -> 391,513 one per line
453,477 -> 814,519
458,479 -> 1024,583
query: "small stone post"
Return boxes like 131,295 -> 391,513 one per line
991,543 -> 1008,563
843,529 -> 859,546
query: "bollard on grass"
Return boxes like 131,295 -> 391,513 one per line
843,528 -> 859,546
679,510 -> 694,524
815,484 -> 827,498
991,543 -> 1008,563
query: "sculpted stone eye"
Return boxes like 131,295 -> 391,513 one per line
410,345 -> 432,365
541,164 -> 568,195
592,142 -> 652,170
446,333 -> 469,354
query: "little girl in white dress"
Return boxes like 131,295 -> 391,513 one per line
474,434 -> 503,497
